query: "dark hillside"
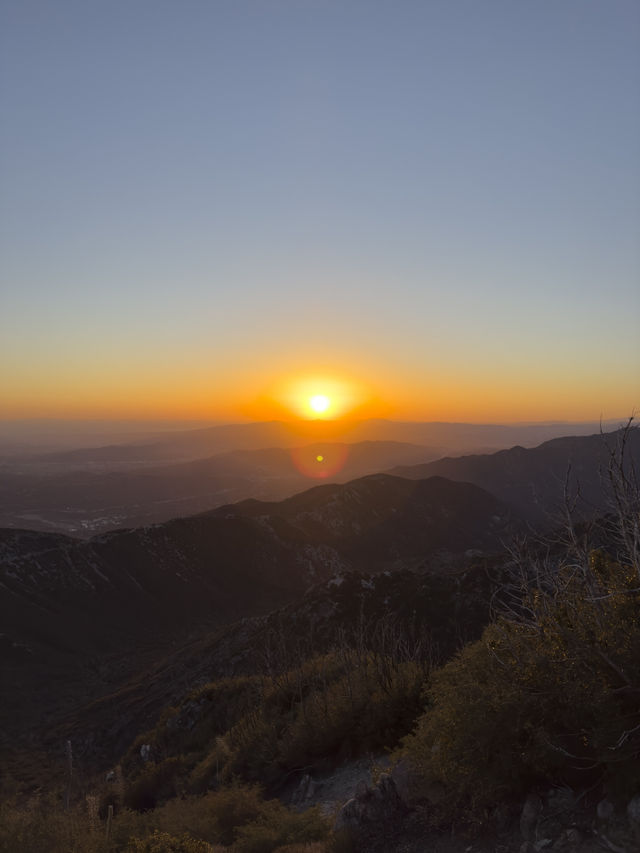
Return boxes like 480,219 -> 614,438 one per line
0,474 -> 516,757
389,428 -> 640,523
210,474 -> 516,570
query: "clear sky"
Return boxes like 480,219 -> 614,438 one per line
1,0 -> 639,423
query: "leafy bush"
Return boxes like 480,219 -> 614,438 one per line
402,550 -> 640,821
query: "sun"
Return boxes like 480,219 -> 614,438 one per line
269,375 -> 367,420
309,394 -> 331,415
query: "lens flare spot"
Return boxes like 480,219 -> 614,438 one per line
309,394 -> 330,414
291,444 -> 349,479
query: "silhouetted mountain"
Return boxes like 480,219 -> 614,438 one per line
212,474 -> 515,571
389,428 -> 640,523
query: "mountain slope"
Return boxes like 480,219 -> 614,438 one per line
389,428 -> 640,523
211,473 -> 515,569
1,474 -> 514,652
0,474 -> 516,753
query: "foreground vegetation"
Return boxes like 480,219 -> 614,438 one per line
0,782 -> 332,852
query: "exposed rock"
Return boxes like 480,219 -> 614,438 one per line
334,773 -> 407,846
139,743 -> 151,762
292,773 -> 316,805
598,799 -> 615,823
520,792 -> 543,841
627,794 -> 640,826
546,786 -> 576,812
551,828 -> 582,851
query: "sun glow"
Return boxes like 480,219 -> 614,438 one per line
267,375 -> 369,421
309,394 -> 330,414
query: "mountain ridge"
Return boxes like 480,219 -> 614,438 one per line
388,428 -> 640,522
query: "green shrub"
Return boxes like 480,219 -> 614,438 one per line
402,551 -> 640,821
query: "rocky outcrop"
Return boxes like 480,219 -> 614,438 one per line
517,788 -> 640,853
291,773 -> 316,806
334,773 -> 407,850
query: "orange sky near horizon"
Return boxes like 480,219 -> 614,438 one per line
1,355 -> 636,425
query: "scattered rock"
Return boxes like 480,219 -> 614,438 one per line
627,794 -> 640,826
546,786 -> 576,813
334,772 -> 407,847
140,743 -> 151,762
292,773 -> 316,805
551,827 -> 582,851
520,792 -> 543,842
598,799 -> 615,823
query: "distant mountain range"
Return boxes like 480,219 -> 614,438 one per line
388,428 -> 640,523
3,417 -> 620,468
0,441 -> 439,535
1,419 -> 629,536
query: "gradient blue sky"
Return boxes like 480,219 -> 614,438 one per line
1,0 -> 639,422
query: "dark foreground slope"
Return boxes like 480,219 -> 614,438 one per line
390,427 -> 640,523
0,474 -> 515,753
41,566 -> 496,773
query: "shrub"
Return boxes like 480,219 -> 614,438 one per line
124,676 -> 264,775
234,803 -> 329,853
127,830 -> 216,851
402,550 -> 640,821
125,757 -> 187,811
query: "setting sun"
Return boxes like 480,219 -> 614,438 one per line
309,394 -> 330,415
